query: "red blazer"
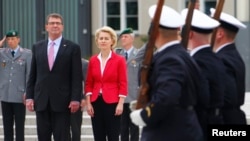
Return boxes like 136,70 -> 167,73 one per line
85,52 -> 128,103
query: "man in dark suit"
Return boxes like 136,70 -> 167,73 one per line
69,58 -> 89,141
130,5 -> 203,141
182,9 -> 225,140
25,13 -> 83,141
210,8 -> 247,124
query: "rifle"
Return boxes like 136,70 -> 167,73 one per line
181,0 -> 196,48
210,0 -> 225,49
135,0 -> 164,109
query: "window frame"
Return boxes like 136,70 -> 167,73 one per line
184,0 -> 216,15
104,0 -> 138,32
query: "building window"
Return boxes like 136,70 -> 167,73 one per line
106,0 -> 138,31
204,0 -> 216,15
185,0 -> 216,15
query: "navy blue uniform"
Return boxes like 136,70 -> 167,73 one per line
192,46 -> 225,139
216,43 -> 246,124
140,43 -> 203,141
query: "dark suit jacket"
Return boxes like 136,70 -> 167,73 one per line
216,43 -> 245,107
140,43 -> 203,141
85,51 -> 128,104
82,58 -> 89,82
81,58 -> 89,99
26,38 -> 83,112
193,46 -> 225,109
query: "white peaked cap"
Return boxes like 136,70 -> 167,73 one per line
148,5 -> 184,29
181,8 -> 220,33
210,8 -> 246,32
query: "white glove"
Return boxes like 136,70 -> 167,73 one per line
130,109 -> 146,127
129,100 -> 137,111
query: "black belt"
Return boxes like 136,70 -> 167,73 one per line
209,108 -> 220,116
185,106 -> 194,111
175,106 -> 194,111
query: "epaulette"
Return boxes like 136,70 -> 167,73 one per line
23,48 -> 32,52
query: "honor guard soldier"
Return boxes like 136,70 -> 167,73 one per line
210,8 -> 247,125
182,8 -> 226,140
0,30 -> 32,141
130,5 -> 203,141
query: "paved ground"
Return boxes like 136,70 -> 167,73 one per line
241,92 -> 250,123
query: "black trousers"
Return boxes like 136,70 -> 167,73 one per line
120,103 -> 139,141
91,95 -> 121,141
1,101 -> 25,141
35,104 -> 71,141
70,109 -> 83,141
222,107 -> 247,124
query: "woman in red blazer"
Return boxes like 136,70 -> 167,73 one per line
85,26 -> 128,141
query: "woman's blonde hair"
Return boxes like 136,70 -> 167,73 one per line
95,26 -> 117,49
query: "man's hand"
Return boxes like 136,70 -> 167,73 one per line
0,36 -> 6,47
68,101 -> 80,113
26,99 -> 34,112
130,109 -> 146,126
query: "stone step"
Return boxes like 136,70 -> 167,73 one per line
0,124 -> 93,135
0,135 -> 95,141
0,114 -> 92,126
0,111 -> 95,141
0,93 -> 249,141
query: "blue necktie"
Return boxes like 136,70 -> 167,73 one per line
11,51 -> 15,57
125,52 -> 128,60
